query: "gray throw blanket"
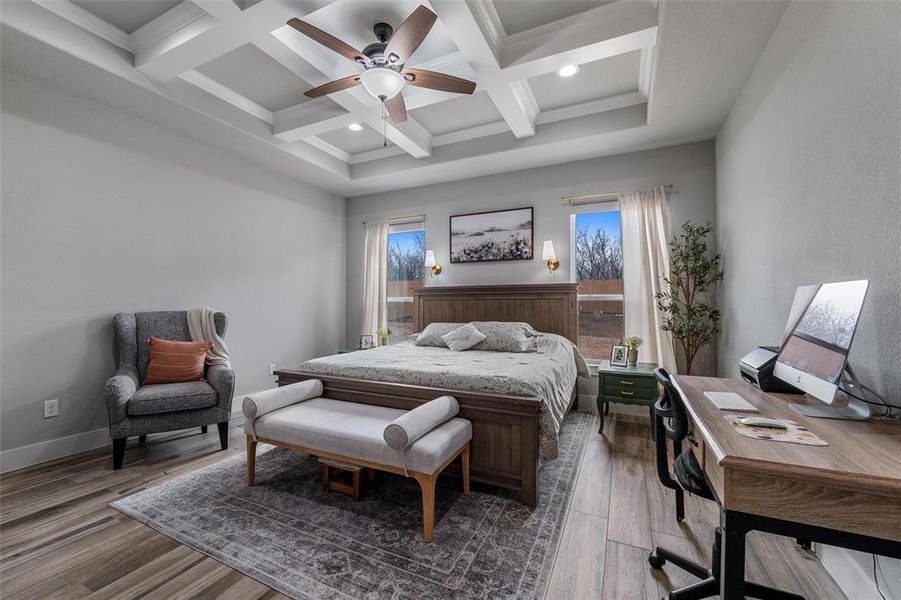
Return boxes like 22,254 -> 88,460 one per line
187,307 -> 231,369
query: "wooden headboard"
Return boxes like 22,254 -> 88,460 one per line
412,283 -> 578,344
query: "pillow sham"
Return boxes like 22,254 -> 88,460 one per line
471,321 -> 539,353
415,323 -> 463,348
441,323 -> 487,352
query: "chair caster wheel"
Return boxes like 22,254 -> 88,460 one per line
648,552 -> 665,569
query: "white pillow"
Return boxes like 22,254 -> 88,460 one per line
441,323 -> 487,352
415,323 -> 464,348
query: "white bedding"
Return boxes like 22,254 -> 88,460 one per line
298,333 -> 589,461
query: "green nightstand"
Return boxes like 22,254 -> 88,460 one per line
596,360 -> 659,436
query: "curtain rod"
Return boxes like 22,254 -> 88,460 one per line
562,184 -> 677,205
362,213 -> 426,226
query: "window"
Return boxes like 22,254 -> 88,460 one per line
387,224 -> 425,344
571,204 -> 624,361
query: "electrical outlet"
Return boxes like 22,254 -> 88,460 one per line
44,399 -> 59,419
268,363 -> 277,376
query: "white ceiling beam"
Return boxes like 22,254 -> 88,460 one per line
179,69 -> 273,124
499,5 -> 658,81
431,0 -> 534,138
135,0 -> 335,81
536,91 -> 646,125
30,0 -> 132,51
189,0 -> 243,21
130,2 -> 212,54
305,136 -> 351,163
272,99 -> 355,140
485,81 -> 538,138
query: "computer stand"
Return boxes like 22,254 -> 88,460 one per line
789,363 -> 872,420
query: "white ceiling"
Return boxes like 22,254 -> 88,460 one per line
70,0 -> 180,33
529,50 -> 640,112
197,43 -> 312,112
492,0 -> 610,36
0,0 -> 789,197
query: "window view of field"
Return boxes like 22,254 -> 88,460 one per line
386,230 -> 424,344
575,210 -> 624,360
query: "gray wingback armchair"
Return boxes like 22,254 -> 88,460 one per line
105,311 -> 235,469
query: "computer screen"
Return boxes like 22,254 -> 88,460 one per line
774,279 -> 869,403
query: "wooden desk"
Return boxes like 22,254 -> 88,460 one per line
672,376 -> 901,600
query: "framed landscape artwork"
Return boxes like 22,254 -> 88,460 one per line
450,207 -> 534,263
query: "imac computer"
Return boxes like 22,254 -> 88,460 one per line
774,279 -> 870,419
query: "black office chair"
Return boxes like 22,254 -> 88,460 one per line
647,368 -> 804,600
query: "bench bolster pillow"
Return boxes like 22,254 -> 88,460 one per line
243,380 -> 323,420
384,395 -> 459,450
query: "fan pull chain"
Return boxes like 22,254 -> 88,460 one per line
382,101 -> 387,147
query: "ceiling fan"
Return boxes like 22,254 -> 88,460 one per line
287,5 -> 476,124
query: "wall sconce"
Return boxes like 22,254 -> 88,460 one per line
542,240 -> 559,273
425,250 -> 442,277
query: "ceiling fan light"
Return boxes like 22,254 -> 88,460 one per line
360,67 -> 405,100
347,122 -> 363,131
557,64 -> 580,78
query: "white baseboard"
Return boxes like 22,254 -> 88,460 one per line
818,545 -> 894,600
0,409 -> 246,474
0,427 -> 112,473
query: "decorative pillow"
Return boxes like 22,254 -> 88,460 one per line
471,321 -> 539,353
384,395 -> 460,450
243,379 -> 323,420
143,337 -> 212,385
441,323 -> 487,352
415,323 -> 464,348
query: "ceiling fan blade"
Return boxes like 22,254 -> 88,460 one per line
287,18 -> 367,65
304,75 -> 361,98
403,68 -> 476,95
384,5 -> 437,65
384,94 -> 407,123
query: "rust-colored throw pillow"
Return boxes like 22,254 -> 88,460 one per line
143,337 -> 212,385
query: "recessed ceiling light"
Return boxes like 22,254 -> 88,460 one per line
348,122 -> 363,132
557,64 -> 580,78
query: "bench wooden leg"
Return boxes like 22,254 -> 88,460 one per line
246,435 -> 257,486
462,443 -> 470,495
412,472 -> 437,543
321,463 -> 330,494
352,471 -> 361,501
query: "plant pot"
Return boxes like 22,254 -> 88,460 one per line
627,348 -> 638,366
380,336 -> 389,347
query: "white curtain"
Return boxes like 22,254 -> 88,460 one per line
361,221 -> 389,339
620,186 -> 677,373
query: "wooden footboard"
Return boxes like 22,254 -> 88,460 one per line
273,370 -> 541,506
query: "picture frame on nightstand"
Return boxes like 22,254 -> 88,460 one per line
610,345 -> 628,367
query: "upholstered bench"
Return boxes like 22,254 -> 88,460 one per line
243,380 -> 472,542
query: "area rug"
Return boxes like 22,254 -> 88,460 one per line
110,412 -> 592,599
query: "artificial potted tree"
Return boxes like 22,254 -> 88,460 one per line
377,327 -> 391,347
655,222 -> 723,375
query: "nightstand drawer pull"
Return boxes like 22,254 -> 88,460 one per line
619,380 -> 634,385
620,390 -> 634,396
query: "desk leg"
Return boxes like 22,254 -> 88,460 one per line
721,510 -> 748,600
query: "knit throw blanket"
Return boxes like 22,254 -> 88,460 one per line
187,308 -> 231,369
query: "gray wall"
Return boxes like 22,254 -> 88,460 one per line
716,1 -> 901,595
346,142 -> 717,372
1,68 -> 346,454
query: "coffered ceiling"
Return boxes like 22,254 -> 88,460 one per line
0,0 -> 788,196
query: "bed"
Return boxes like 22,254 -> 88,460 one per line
274,283 -> 580,506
